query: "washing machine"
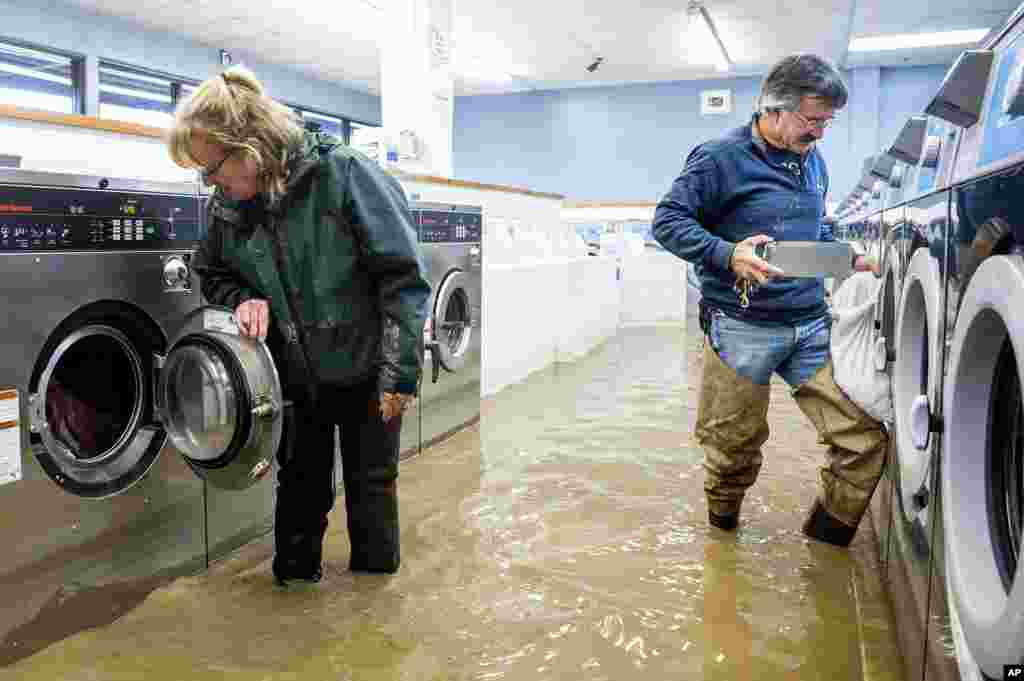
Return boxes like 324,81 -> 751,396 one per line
0,169 -> 284,663
935,13 -> 1024,679
408,201 -> 482,455
877,35 -> 1024,681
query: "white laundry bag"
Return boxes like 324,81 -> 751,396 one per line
829,271 -> 893,423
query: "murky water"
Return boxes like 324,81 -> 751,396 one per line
6,323 -> 904,681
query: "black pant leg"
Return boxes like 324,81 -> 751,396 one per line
272,395 -> 337,577
335,379 -> 403,573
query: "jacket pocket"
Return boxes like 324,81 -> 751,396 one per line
302,319 -> 380,385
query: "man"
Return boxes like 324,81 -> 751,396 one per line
653,54 -> 886,547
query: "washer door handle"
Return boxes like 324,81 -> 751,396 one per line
910,394 -> 931,451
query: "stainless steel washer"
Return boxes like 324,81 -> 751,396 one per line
0,170 -> 285,663
409,202 -> 482,455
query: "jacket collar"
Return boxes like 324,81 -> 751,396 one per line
265,131 -> 341,213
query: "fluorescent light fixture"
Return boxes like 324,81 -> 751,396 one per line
686,1 -> 732,72
849,28 -> 990,52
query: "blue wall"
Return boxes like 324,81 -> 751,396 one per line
0,0 -> 381,125
453,64 -> 951,203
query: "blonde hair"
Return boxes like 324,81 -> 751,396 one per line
167,65 -> 304,203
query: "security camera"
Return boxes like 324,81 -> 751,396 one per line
586,57 -> 604,73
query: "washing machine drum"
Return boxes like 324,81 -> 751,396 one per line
873,244 -> 903,372
943,254 -> 1024,677
158,306 -> 284,491
429,270 -> 474,372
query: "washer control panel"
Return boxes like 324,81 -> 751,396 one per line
0,180 -> 201,252
411,202 -> 482,244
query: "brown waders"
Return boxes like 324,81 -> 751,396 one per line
696,342 -> 888,546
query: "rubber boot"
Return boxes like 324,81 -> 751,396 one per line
696,342 -> 772,529
792,362 -> 888,547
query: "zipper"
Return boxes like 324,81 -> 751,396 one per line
265,215 -> 318,401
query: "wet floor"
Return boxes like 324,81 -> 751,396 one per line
6,321 -> 904,681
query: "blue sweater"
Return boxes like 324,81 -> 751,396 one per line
653,116 -> 831,325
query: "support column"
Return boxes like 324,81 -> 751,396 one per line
82,54 -> 99,117
850,66 -> 882,163
380,0 -> 454,177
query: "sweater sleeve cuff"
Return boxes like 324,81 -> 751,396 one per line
710,239 -> 736,275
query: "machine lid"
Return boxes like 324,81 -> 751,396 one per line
430,270 -> 473,373
925,50 -> 994,128
158,306 -> 282,490
888,116 -> 929,166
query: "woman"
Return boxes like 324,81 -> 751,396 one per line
167,66 -> 431,583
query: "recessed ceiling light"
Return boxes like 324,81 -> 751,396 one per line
849,28 -> 990,52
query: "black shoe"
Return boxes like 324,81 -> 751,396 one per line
272,556 -> 324,586
802,500 -> 857,547
709,510 -> 739,531
273,567 -> 323,587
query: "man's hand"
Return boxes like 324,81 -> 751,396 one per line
235,299 -> 270,340
730,234 -> 785,285
380,392 -> 415,423
854,255 -> 881,277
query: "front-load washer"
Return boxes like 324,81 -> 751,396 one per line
0,170 -> 285,662
938,164 -> 1024,681
410,202 -> 482,454
901,20 -> 1024,681
884,186 -> 952,681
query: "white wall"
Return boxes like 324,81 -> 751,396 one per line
0,118 -> 195,183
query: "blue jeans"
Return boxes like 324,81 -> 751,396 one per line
709,312 -> 831,387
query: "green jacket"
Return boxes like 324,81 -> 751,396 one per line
194,132 -> 432,396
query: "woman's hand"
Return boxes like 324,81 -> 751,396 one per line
234,299 -> 270,339
380,392 -> 415,423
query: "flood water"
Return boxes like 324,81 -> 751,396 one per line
6,322 -> 904,681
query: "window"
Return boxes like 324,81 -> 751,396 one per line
349,121 -> 381,160
98,63 -> 197,127
300,110 -> 345,138
0,40 -> 79,114
99,63 -> 175,127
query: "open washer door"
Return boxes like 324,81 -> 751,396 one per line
158,306 -> 283,491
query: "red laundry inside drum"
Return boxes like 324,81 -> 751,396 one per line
45,380 -> 119,458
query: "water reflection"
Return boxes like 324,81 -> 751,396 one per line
8,326 -> 902,680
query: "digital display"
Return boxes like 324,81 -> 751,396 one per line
0,185 -> 200,252
414,209 -> 481,243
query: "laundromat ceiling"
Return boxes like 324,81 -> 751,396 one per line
58,0 -> 1020,95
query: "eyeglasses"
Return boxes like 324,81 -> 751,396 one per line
200,148 -> 236,186
789,110 -> 835,130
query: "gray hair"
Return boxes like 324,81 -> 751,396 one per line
757,54 -> 848,113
